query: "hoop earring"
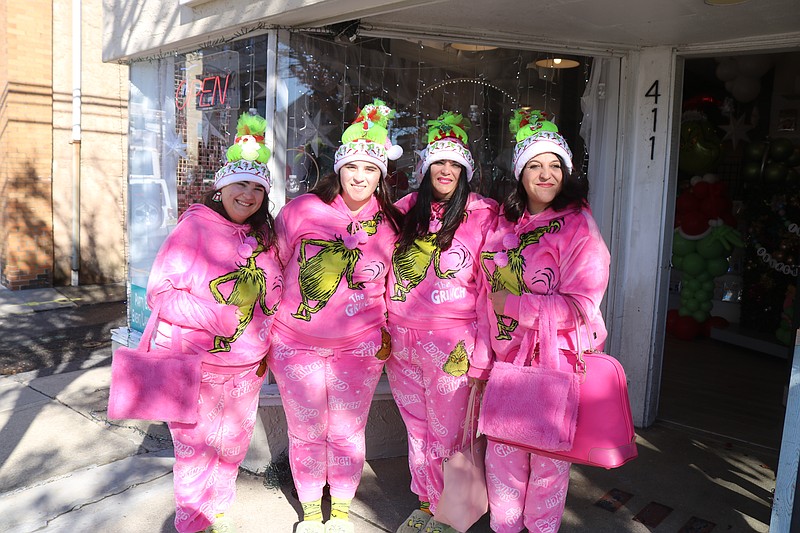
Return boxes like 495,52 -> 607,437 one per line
212,191 -> 222,202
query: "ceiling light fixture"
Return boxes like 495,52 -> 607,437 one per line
450,43 -> 498,52
532,58 -> 580,69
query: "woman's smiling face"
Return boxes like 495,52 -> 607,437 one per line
429,159 -> 463,201
220,181 -> 265,224
521,152 -> 564,214
339,160 -> 382,214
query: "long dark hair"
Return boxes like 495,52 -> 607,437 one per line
310,171 -> 404,233
503,153 -> 589,222
397,166 -> 470,252
203,188 -> 278,250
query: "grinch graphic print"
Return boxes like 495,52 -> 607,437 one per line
291,212 -> 385,321
480,218 -> 563,340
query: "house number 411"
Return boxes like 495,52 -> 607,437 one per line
646,80 -> 660,160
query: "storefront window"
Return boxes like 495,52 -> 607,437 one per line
126,31 -> 594,333
127,35 -> 270,332
277,33 -> 591,205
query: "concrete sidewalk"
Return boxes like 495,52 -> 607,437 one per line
0,283 -> 127,316
0,284 -> 779,532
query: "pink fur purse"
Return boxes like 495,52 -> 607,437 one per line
107,301 -> 201,424
478,304 -> 581,452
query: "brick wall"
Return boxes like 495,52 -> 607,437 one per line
0,0 -> 128,289
0,0 -> 55,289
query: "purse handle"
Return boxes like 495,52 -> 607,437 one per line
567,297 -> 601,377
513,297 -> 561,370
137,298 -> 182,353
460,384 -> 482,455
568,297 -> 598,352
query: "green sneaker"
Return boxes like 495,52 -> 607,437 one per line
397,509 -> 432,533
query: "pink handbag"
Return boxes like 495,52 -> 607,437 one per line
436,385 -> 489,532
492,299 -> 638,469
107,301 -> 202,424
531,299 -> 637,468
478,300 -> 581,452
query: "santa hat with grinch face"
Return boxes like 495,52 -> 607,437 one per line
418,111 -> 476,181
214,112 -> 272,193
510,108 -> 573,179
334,99 -> 403,177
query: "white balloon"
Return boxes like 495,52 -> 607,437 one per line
715,58 -> 738,82
731,76 -> 761,103
736,54 -> 773,78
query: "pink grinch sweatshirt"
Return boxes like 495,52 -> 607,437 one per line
468,205 -> 610,380
386,192 -> 498,355
147,204 -> 283,369
273,193 -> 398,348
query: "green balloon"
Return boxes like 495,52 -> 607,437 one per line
679,307 -> 692,316
696,271 -> 713,282
672,232 -> 696,256
682,253 -> 706,276
701,280 -> 715,291
697,237 -> 725,259
707,257 -> 730,277
744,142 -> 767,162
700,300 -> 713,312
685,279 -> 701,291
769,138 -> 795,162
787,147 -> 800,168
692,310 -> 709,323
765,162 -> 789,183
698,288 -> 714,301
679,120 -> 722,175
685,299 -> 699,311
742,162 -> 762,180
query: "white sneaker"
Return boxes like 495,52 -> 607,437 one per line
295,521 -> 325,533
325,518 -> 355,533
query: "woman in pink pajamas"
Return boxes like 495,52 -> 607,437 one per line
386,112 -> 497,533
269,99 -> 404,533
469,109 -> 610,533
146,113 -> 283,533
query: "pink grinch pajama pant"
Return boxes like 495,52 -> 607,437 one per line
484,439 -> 571,533
269,329 -> 385,503
385,322 -> 475,513
167,363 -> 265,533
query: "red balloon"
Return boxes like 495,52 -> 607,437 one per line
673,316 -> 702,341
702,315 -> 730,337
676,192 -> 700,214
693,181 -> 711,199
709,181 -> 729,195
680,211 -> 708,236
666,309 -> 680,334
705,196 -> 727,219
